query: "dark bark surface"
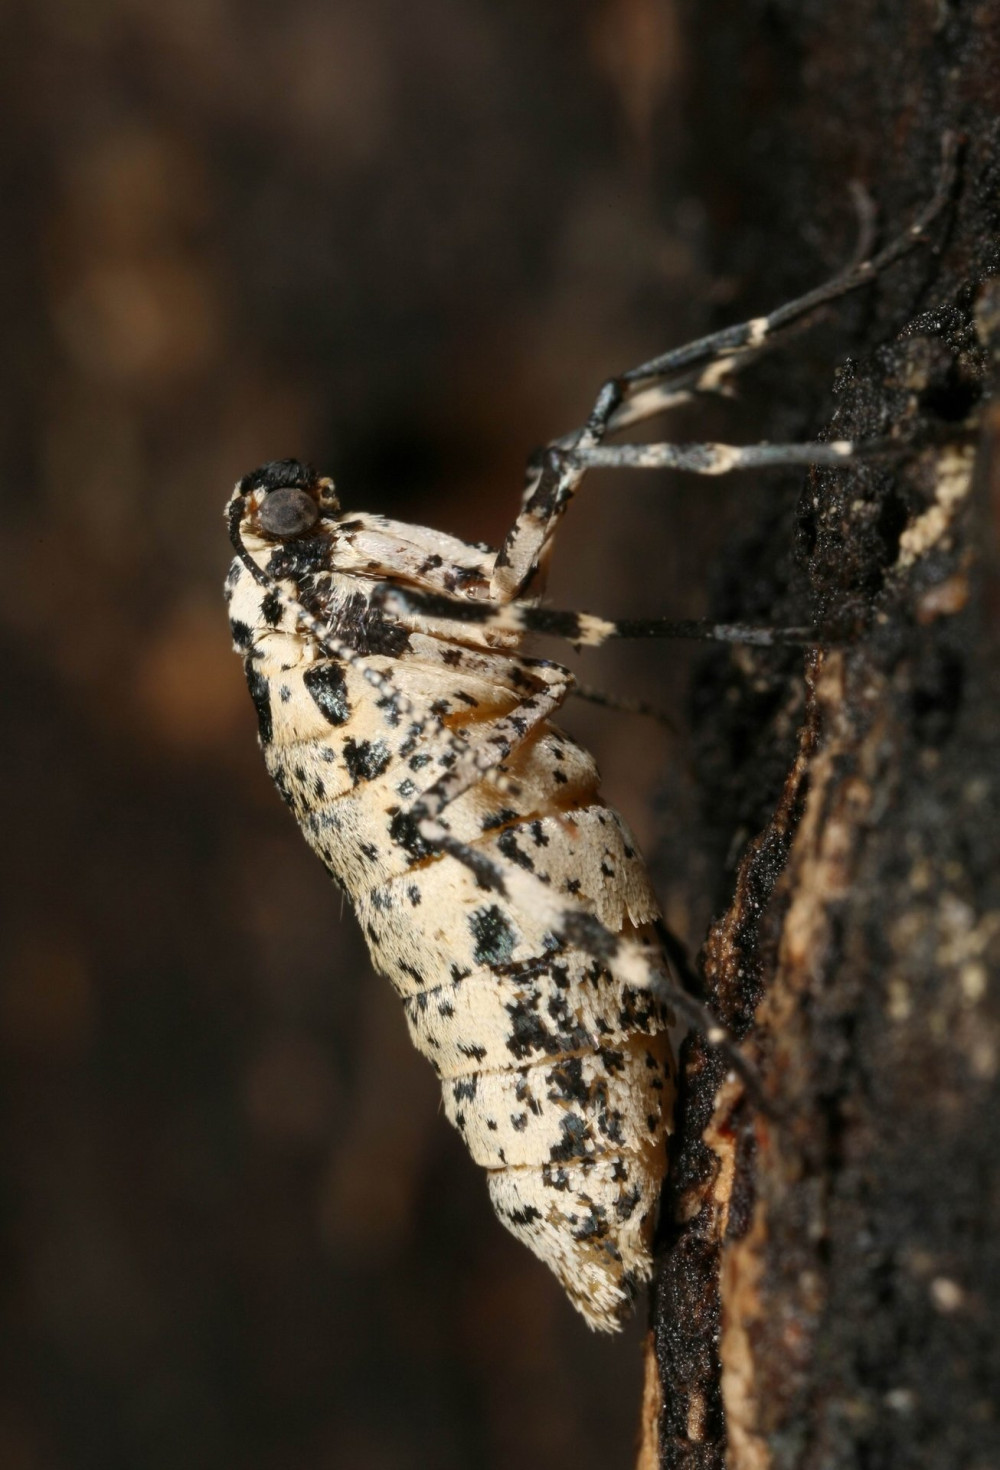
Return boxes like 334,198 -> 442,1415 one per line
650,5 -> 1000,1468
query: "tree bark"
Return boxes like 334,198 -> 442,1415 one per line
645,5 -> 1000,1467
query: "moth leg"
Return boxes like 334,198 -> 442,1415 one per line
379,583 -> 829,649
490,132 -> 958,602
571,437 -> 876,474
609,132 -> 956,406
409,661 -> 573,826
540,171 -> 880,457
500,606 -> 830,650
570,684 -> 677,731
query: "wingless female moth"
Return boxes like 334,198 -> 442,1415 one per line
225,139 -> 956,1329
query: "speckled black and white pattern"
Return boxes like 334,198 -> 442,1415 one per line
226,463 -> 674,1330
223,175 -> 961,1328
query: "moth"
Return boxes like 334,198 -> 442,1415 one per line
225,151 -> 953,1330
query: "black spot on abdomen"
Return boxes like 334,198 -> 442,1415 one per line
304,662 -> 351,725
245,661 -> 273,744
230,618 -> 252,651
344,738 -> 391,785
261,590 -> 282,626
468,904 -> 517,966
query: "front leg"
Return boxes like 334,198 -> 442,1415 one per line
490,380 -> 622,603
489,134 -> 958,604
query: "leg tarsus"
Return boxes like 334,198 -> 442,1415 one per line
617,131 -> 959,395
571,683 -> 678,732
846,177 -> 878,270
653,928 -> 775,1120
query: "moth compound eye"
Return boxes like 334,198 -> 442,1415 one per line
257,488 -> 320,539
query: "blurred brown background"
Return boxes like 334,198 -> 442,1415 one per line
0,2 -> 856,1467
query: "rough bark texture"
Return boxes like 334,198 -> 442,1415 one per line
648,4 -> 1000,1468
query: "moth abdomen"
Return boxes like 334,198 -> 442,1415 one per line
227,480 -> 675,1330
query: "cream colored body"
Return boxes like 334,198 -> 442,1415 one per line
227,498 -> 674,1329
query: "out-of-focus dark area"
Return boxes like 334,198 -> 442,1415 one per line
1,3 -> 755,1467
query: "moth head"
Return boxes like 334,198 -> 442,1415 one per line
237,459 -> 340,540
